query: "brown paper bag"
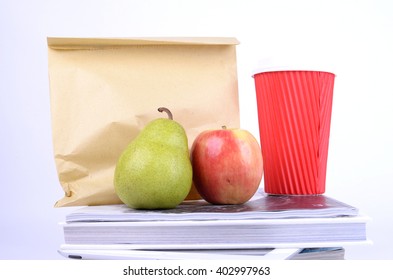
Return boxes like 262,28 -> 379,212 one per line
47,37 -> 240,207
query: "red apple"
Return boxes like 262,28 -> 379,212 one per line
191,126 -> 263,205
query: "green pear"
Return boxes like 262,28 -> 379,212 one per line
114,107 -> 192,209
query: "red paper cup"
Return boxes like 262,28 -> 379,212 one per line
253,68 -> 335,195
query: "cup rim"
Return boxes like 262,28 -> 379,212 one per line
252,68 -> 336,77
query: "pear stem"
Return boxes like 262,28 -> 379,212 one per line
158,107 -> 173,120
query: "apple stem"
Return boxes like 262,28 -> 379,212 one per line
158,107 -> 173,120
222,125 -> 227,129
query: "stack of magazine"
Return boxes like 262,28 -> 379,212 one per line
58,191 -> 369,260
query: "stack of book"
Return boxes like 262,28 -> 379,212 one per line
58,191 -> 369,260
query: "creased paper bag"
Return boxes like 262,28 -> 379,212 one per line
47,37 -> 240,207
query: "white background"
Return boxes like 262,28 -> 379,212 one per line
1,0 -> 392,260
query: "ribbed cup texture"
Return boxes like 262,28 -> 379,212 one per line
254,71 -> 335,195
